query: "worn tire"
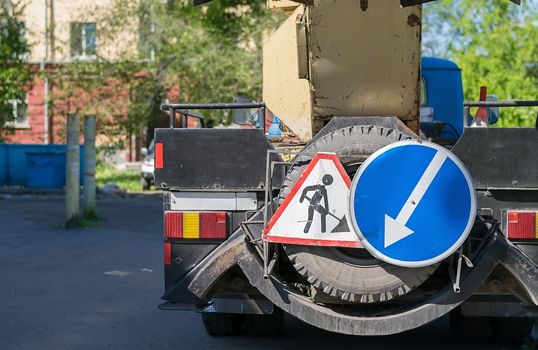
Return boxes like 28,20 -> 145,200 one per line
280,125 -> 438,303
201,312 -> 243,336
243,308 -> 284,336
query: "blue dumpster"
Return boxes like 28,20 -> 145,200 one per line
26,152 -> 67,189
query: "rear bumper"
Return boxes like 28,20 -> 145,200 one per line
162,229 -> 538,335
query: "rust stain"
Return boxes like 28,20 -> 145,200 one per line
407,14 -> 420,27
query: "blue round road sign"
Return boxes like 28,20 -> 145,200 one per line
349,140 -> 476,268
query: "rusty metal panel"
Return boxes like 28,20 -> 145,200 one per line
263,6 -> 314,141
263,0 -> 422,141
307,0 -> 421,124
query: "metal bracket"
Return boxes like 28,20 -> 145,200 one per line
450,214 -> 502,293
261,149 -> 318,278
241,220 -> 264,257
452,246 -> 474,293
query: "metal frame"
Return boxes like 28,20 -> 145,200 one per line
158,108 -> 538,329
401,0 -> 520,6
463,100 -> 538,126
260,148 -> 363,277
161,102 -> 266,129
263,150 -> 292,277
183,225 -> 538,335
258,144 -> 491,300
261,149 -> 316,278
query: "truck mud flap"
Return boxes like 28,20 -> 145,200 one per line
183,228 -> 538,336
499,240 -> 538,306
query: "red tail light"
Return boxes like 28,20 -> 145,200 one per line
164,211 -> 228,239
200,212 -> 228,239
164,211 -> 183,239
506,211 -> 538,240
164,242 -> 172,265
155,143 -> 164,169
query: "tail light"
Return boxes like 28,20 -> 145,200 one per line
164,211 -> 228,239
164,242 -> 172,265
506,210 -> 538,240
155,143 -> 164,169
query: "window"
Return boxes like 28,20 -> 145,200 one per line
70,22 -> 96,58
4,96 -> 28,129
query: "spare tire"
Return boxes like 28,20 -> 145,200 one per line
280,125 -> 438,303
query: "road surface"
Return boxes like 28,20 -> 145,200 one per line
0,194 -> 525,349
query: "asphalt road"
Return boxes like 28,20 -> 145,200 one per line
0,194 -> 525,349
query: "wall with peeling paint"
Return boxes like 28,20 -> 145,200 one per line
263,6 -> 314,141
263,0 -> 421,141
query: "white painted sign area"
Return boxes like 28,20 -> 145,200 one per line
264,153 -> 361,247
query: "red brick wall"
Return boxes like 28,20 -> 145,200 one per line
4,64 -> 128,146
5,64 -> 182,162
3,76 -> 46,144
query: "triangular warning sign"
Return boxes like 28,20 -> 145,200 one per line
264,153 -> 361,248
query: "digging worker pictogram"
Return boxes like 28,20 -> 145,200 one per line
264,153 -> 354,245
300,174 -> 334,233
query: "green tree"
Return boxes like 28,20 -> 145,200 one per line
0,0 -> 30,133
423,0 -> 538,126
51,0 -> 282,151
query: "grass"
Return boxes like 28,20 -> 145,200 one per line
96,162 -> 141,193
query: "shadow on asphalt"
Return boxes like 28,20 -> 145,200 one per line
0,195 -> 519,349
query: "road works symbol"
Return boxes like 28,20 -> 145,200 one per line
349,141 -> 476,268
300,174 -> 350,234
264,153 -> 361,248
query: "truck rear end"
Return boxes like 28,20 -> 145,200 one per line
156,0 -> 538,341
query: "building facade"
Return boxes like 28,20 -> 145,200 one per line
4,0 -> 175,162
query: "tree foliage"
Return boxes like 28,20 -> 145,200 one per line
51,0 -> 282,150
0,0 -> 30,129
423,0 -> 538,126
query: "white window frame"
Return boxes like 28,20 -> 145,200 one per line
71,22 -> 97,61
4,95 -> 29,129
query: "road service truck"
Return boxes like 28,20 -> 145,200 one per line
156,0 -> 538,341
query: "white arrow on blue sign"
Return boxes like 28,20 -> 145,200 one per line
349,140 -> 476,268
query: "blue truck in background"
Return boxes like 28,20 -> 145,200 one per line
420,56 -> 499,141
420,56 -> 465,140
